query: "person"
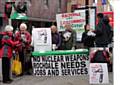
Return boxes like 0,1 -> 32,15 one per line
51,25 -> 61,50
0,25 -> 20,84
15,23 -> 32,75
103,15 -> 113,44
62,24 -> 76,50
90,48 -> 112,72
14,0 -> 27,14
94,13 -> 113,47
81,24 -> 95,48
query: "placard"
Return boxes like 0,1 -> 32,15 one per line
31,28 -> 52,52
56,12 -> 86,41
89,63 -> 109,84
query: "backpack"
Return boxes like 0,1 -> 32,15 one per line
0,34 -> 3,48
91,50 -> 111,64
91,50 -> 112,72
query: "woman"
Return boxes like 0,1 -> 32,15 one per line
81,24 -> 95,48
0,25 -> 20,84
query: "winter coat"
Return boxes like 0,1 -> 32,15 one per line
15,31 -> 31,51
0,33 -> 20,59
62,29 -> 76,50
94,19 -> 113,47
81,31 -> 95,48
51,32 -> 61,49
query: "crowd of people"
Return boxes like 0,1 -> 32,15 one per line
0,13 -> 113,84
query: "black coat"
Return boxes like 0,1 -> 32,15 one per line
81,31 -> 95,48
95,19 -> 113,47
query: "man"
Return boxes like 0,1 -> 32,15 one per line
51,25 -> 61,50
62,24 -> 76,50
94,13 -> 112,47
15,23 -> 31,75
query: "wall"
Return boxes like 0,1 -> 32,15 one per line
27,0 -> 67,21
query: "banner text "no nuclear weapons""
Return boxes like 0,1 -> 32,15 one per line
32,54 -> 89,76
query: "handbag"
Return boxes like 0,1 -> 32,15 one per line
12,54 -> 22,75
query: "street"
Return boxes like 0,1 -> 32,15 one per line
0,72 -> 113,85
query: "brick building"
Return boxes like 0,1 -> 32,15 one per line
0,0 -> 112,31
0,0 -> 67,31
27,0 -> 67,21
70,0 -> 112,12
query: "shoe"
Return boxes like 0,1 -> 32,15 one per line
8,79 -> 13,82
26,72 -> 32,75
3,80 -> 12,84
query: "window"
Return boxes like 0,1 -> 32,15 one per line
58,0 -> 61,12
59,0 -> 61,9
44,0 -> 49,8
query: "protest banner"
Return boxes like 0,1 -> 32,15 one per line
89,8 -> 96,30
74,7 -> 96,30
56,12 -> 86,41
89,63 -> 109,84
31,28 -> 52,52
32,49 -> 89,76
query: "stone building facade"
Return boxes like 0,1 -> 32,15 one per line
0,0 -> 67,31
27,0 -> 67,21
0,0 -> 67,21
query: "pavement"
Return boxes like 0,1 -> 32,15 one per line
0,72 -> 113,85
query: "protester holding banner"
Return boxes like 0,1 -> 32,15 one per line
15,23 -> 32,76
81,24 -> 95,48
51,25 -> 61,50
0,25 -> 20,84
62,24 -> 76,50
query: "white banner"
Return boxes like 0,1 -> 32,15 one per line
56,12 -> 86,41
31,28 -> 52,52
89,8 -> 96,30
32,54 -> 89,76
89,63 -> 109,84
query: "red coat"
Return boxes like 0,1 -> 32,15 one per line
0,32 -> 5,58
0,33 -> 20,59
15,31 -> 31,51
